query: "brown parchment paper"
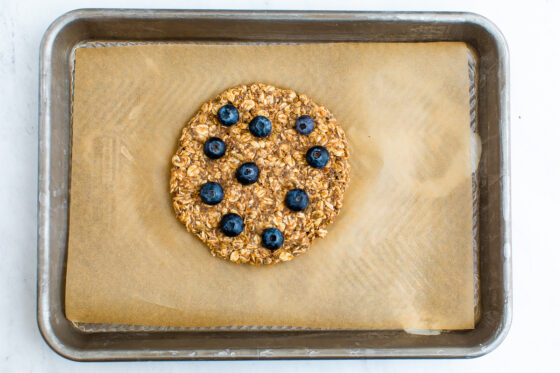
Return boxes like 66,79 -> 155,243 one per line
66,42 -> 474,330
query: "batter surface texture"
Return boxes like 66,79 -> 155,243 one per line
170,83 -> 350,265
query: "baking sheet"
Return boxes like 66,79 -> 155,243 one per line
66,42 -> 474,330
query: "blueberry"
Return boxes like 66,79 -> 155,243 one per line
236,162 -> 260,185
285,189 -> 309,212
261,228 -> 284,251
220,213 -> 244,237
306,146 -> 330,169
249,116 -> 272,138
295,115 -> 315,135
203,137 -> 226,159
199,182 -> 224,205
217,104 -> 239,127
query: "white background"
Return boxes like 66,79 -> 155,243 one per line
0,0 -> 557,371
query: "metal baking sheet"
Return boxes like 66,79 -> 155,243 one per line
37,9 -> 511,360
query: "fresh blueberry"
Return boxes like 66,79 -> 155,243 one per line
220,213 -> 244,237
199,182 -> 224,205
217,104 -> 239,127
203,137 -> 226,159
306,146 -> 330,169
236,162 -> 260,185
249,116 -> 272,138
295,115 -> 315,135
261,228 -> 284,251
285,189 -> 309,212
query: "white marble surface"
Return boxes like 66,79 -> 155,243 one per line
1,0 -> 558,371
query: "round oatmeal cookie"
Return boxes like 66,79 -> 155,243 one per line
170,83 -> 350,265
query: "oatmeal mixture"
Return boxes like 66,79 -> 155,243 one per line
170,83 -> 350,265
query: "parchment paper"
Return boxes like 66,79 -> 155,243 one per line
66,42 -> 474,329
